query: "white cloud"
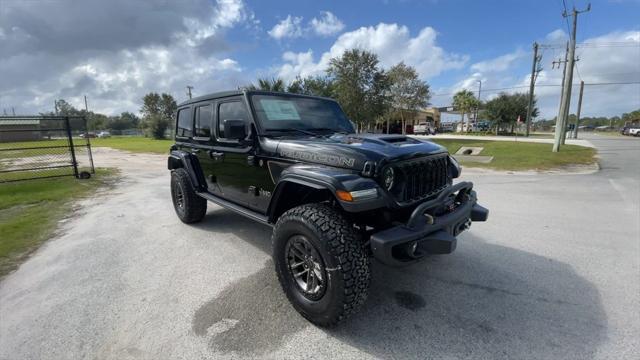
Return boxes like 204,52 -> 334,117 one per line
471,49 -> 526,73
276,23 -> 468,81
310,11 -> 345,36
268,11 -> 345,40
268,15 -> 304,40
0,0 -> 252,115
435,30 -> 640,119
546,29 -> 568,43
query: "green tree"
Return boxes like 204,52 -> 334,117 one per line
141,92 -> 177,139
108,112 -> 140,131
452,90 -> 479,132
484,92 -> 538,134
387,62 -> 430,134
286,76 -> 335,97
54,99 -> 81,116
246,78 -> 286,92
622,109 -> 640,124
327,49 -> 390,132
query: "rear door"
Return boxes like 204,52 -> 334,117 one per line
175,105 -> 195,153
192,102 -> 220,194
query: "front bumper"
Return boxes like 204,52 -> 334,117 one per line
370,181 -> 488,266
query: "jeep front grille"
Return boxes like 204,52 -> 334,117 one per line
395,155 -> 450,203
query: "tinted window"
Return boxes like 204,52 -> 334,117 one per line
176,108 -> 192,138
195,104 -> 213,137
218,101 -> 248,139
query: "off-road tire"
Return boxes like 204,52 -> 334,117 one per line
272,203 -> 370,326
171,168 -> 207,223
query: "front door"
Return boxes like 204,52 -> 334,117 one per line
212,97 -> 272,209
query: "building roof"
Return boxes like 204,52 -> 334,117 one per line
0,119 -> 40,126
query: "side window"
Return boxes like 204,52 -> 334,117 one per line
176,107 -> 192,138
195,104 -> 213,138
218,101 -> 248,139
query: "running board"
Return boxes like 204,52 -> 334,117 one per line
197,192 -> 272,227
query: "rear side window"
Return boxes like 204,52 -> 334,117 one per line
218,101 -> 248,139
195,104 -> 213,138
176,108 -> 192,138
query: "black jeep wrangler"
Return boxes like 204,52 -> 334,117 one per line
168,90 -> 488,326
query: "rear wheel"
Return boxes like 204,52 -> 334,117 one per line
272,204 -> 370,326
171,168 -> 207,223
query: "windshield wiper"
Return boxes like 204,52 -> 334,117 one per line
310,127 -> 349,135
264,128 -> 320,136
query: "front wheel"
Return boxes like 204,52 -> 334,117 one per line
272,204 -> 370,326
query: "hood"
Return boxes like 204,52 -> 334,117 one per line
273,134 -> 447,171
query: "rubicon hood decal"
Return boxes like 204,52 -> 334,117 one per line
279,149 -> 356,167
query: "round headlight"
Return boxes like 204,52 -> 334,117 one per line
382,167 -> 395,190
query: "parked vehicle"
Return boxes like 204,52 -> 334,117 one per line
167,90 -> 488,326
97,131 -> 111,138
628,127 -> 640,136
79,132 -> 96,138
413,122 -> 436,135
439,122 -> 455,133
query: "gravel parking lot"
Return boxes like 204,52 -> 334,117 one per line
1,134 -> 638,359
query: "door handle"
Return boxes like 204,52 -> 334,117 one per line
209,151 -> 224,158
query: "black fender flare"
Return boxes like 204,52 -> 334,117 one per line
168,150 -> 206,191
266,164 -> 387,222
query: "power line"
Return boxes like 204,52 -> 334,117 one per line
540,41 -> 638,49
430,81 -> 639,97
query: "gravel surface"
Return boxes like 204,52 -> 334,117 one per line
1,134 -> 638,359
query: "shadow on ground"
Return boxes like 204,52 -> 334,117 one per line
191,208 -> 607,359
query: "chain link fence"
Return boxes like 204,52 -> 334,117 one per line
0,116 -> 95,183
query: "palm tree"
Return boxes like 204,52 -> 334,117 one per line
452,90 -> 479,132
244,78 -> 286,92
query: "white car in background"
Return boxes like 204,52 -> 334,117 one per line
97,131 -> 111,138
413,122 -> 436,135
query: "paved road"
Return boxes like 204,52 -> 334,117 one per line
1,135 -> 638,359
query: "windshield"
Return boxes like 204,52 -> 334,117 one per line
250,94 -> 354,134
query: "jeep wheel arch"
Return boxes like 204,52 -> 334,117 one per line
267,180 -> 337,223
168,150 -> 206,191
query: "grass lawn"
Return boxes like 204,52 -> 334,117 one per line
432,139 -> 597,171
87,136 -> 595,171
91,136 -> 173,154
0,169 -> 117,277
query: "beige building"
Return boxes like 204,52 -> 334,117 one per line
377,107 -> 443,133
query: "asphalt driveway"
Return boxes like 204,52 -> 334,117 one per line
0,135 -> 638,359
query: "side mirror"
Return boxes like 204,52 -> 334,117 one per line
224,119 -> 247,140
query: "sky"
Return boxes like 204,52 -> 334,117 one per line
1,0 -> 639,121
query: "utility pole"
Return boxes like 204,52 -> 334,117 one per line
553,3 -> 590,152
11,107 -> 15,116
474,80 -> 482,124
573,80 -> 584,139
552,43 -> 569,147
54,100 -> 59,115
186,86 -> 194,100
84,95 -> 89,112
525,42 -> 540,137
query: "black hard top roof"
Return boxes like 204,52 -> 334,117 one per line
177,90 -> 334,107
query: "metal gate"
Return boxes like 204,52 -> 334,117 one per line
0,116 -> 95,183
